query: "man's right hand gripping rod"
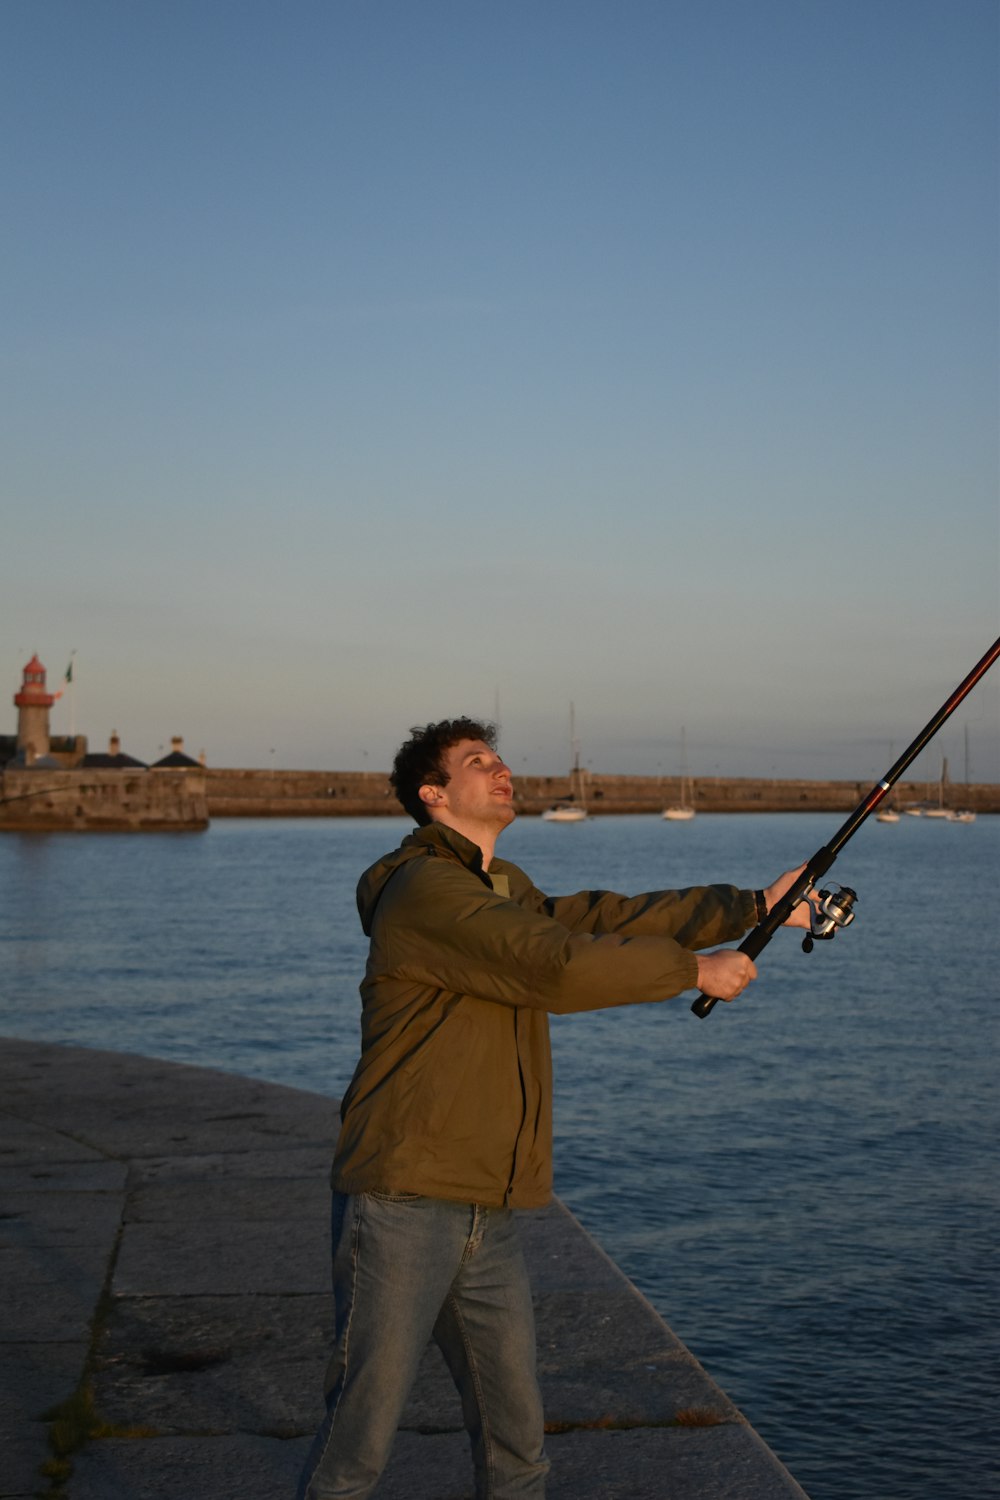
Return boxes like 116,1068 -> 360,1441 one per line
691,846 -> 836,1018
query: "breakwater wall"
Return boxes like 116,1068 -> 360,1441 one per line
0,768 -> 209,831
204,767 -> 999,817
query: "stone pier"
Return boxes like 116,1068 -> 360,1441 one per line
0,1039 -> 808,1499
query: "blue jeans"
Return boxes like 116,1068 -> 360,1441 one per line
296,1191 -> 549,1500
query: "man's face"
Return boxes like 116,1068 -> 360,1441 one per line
421,739 -> 515,835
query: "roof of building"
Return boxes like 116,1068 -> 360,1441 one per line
5,750 -> 63,770
79,752 -> 149,769
150,750 -> 202,768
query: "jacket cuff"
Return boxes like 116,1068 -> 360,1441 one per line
740,889 -> 763,930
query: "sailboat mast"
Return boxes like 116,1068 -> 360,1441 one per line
965,724 -> 971,786
569,702 -> 584,804
680,726 -> 688,808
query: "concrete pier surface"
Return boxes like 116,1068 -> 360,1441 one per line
1,1038 -> 809,1499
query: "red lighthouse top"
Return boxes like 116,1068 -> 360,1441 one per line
14,654 -> 55,708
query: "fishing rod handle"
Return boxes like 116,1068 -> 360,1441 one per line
691,924 -> 774,1018
691,850 -> 836,1019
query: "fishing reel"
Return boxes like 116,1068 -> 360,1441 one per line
802,884 -> 858,953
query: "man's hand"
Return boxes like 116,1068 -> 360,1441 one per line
762,864 -> 818,931
696,949 -> 758,1002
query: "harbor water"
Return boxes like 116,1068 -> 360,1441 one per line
1,812 -> 996,1500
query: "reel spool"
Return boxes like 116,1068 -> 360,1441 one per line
802,884 -> 858,953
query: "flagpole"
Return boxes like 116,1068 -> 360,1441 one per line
68,652 -> 77,742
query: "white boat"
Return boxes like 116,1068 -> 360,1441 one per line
542,802 -> 587,823
923,756 -> 952,816
662,727 -> 695,821
876,742 -> 900,821
543,704 -> 588,823
949,732 -> 977,821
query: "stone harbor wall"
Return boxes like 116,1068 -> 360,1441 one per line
2,764 -> 993,829
0,769 -> 209,832
201,766 -> 999,817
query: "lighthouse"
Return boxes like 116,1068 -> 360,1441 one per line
14,654 -> 55,764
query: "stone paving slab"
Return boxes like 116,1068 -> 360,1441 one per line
93,1294 -> 334,1437
124,1175 -> 330,1223
68,1426 -> 800,1500
125,1142 -> 334,1186
1,1042 -> 338,1159
0,1037 -> 809,1499
90,1275 -> 739,1443
518,1203 -> 630,1293
2,1248 -> 110,1340
534,1291 -> 740,1425
0,1161 -> 127,1194
0,1189 -> 124,1248
69,1433 -> 309,1500
0,1341 -> 89,1497
552,1426 -> 805,1500
0,1115 -> 108,1167
113,1217 -> 329,1297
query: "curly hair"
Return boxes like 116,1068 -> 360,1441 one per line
390,717 -> 497,825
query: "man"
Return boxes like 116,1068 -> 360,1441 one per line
298,717 -> 813,1500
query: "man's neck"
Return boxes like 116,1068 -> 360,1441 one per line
428,813 -> 497,871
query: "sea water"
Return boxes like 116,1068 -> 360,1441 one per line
1,813 -> 996,1500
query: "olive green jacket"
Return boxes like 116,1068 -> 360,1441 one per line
331,823 -> 756,1208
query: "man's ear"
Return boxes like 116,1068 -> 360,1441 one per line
419,782 -> 445,811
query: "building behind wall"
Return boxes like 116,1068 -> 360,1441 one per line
0,655 -> 88,769
0,655 -> 207,831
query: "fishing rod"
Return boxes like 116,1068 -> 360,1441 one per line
692,635 -> 1000,1019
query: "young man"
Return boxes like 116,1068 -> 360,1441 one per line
297,717 -> 813,1500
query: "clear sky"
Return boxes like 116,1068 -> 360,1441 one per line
2,0 -> 998,783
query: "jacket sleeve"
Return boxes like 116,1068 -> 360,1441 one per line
375,861 -> 751,1015
532,882 -> 757,948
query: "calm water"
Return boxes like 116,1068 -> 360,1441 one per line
2,813 -> 997,1500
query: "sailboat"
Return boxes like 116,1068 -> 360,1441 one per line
541,803 -> 587,822
924,756 -> 951,817
542,704 -> 588,822
876,743 -> 900,822
949,727 -> 977,822
662,728 -> 695,821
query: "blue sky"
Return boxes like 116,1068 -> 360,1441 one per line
2,0 -> 997,781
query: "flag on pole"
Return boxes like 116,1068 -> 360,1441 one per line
52,656 -> 75,701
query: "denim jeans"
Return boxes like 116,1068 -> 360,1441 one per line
296,1191 -> 549,1500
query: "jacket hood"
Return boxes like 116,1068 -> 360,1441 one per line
356,823 -> 486,934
